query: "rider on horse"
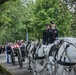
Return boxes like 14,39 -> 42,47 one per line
43,21 -> 58,45
43,24 -> 50,45
49,20 -> 58,44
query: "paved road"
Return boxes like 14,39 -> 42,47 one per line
0,54 -> 6,63
0,54 -> 33,75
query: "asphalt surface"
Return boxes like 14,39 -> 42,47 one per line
0,54 -> 33,75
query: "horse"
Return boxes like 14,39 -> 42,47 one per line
43,40 -> 61,75
44,38 -> 76,75
56,38 -> 76,75
29,41 -> 50,75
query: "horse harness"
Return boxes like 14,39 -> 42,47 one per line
57,41 -> 76,72
49,43 -> 62,60
48,40 -> 76,73
49,40 -> 76,66
31,43 -> 46,60
58,41 -> 76,65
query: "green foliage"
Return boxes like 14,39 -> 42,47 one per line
70,9 -> 76,36
32,0 -> 72,40
0,0 -> 74,43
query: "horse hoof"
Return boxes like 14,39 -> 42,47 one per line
29,70 -> 32,73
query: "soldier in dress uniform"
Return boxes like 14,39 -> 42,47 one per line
49,21 -> 58,44
43,24 -> 50,45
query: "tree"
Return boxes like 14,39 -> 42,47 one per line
0,0 -> 9,4
70,4 -> 76,36
0,0 -> 73,43
32,0 -> 72,41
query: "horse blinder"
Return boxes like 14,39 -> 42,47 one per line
66,44 -> 70,48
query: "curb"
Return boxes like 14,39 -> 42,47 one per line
0,64 -> 13,75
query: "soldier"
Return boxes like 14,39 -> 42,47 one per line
20,40 -> 26,61
43,24 -> 50,45
49,21 -> 58,44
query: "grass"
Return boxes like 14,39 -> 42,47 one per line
0,64 -> 13,75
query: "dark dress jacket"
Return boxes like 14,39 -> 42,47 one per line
43,29 -> 50,45
49,28 -> 58,44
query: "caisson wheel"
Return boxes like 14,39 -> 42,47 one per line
11,48 -> 15,65
18,48 -> 23,68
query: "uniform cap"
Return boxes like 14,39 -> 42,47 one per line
46,24 -> 50,26
50,20 -> 55,24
